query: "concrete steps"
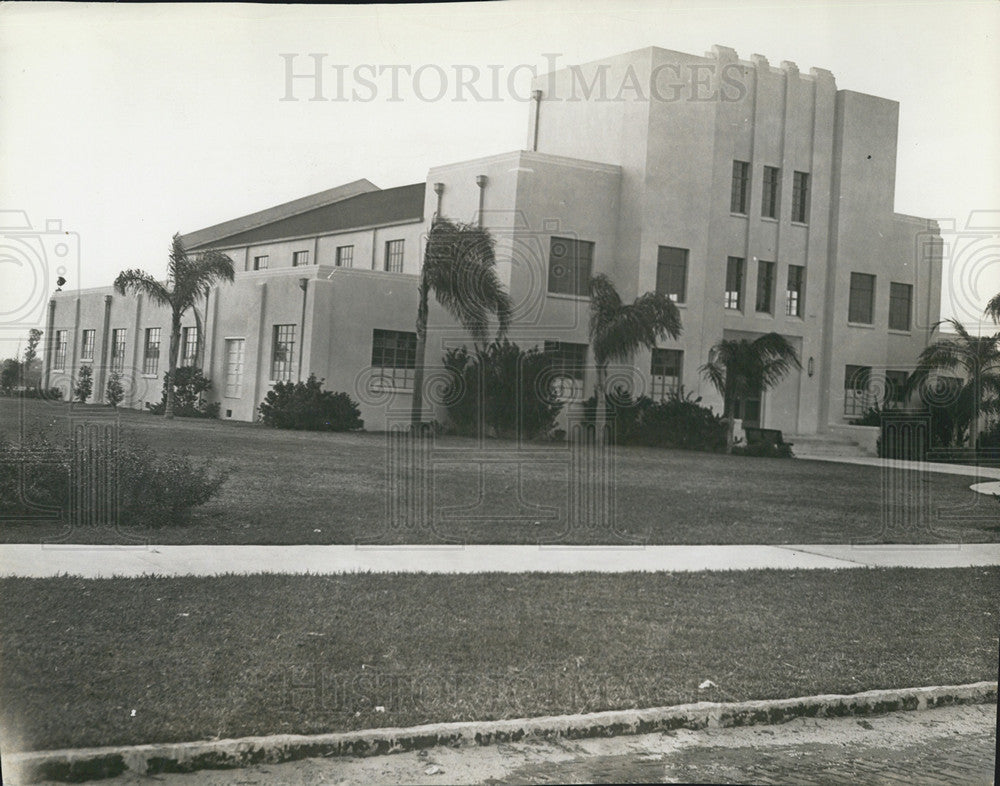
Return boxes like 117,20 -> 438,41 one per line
785,432 -> 874,459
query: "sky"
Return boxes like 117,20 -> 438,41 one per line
1,0 -> 998,356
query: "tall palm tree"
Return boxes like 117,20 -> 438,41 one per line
986,292 -> 1000,324
906,318 -> 1000,446
114,234 -> 234,419
411,218 -> 512,429
700,333 -> 801,453
588,274 -> 683,432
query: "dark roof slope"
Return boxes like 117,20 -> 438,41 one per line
185,182 -> 426,250
181,179 -> 379,250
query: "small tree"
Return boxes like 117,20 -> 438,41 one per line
22,328 -> 42,388
74,364 -> 93,403
106,372 -> 124,408
1,358 -> 21,394
700,333 -> 801,453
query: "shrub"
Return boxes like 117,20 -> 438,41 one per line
106,372 -> 124,407
258,374 -> 363,431
146,366 -> 219,418
0,426 -> 229,528
582,386 -> 727,452
74,365 -> 93,403
442,341 -> 563,439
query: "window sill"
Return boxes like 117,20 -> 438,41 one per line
760,216 -> 779,223
754,311 -> 775,318
547,292 -> 590,302
141,374 -> 158,379
790,221 -> 809,227
887,328 -> 912,336
729,212 -> 749,219
724,307 -> 744,315
847,321 -> 876,329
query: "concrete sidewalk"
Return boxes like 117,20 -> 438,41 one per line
794,454 -> 1000,479
1,543 -> 999,578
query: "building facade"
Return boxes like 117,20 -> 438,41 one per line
45,46 -> 942,434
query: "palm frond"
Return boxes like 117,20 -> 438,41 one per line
986,292 -> 1000,324
113,269 -> 172,308
588,275 -> 682,367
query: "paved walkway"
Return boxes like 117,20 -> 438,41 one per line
793,453 -> 1000,479
2,543 -> 999,578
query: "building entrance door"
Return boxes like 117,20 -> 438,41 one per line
732,394 -> 762,428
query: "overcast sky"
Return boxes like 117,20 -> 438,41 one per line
1,0 -> 998,355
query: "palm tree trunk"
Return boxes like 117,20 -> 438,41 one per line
725,396 -> 736,454
410,275 -> 429,432
165,311 -> 181,419
594,364 -> 608,441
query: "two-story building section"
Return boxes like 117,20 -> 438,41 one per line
45,45 -> 942,435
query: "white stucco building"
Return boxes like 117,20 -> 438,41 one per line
45,45 -> 942,434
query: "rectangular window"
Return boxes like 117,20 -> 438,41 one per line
224,338 -> 245,398
544,340 -> 588,401
725,257 -> 744,310
292,250 -> 310,267
888,282 -> 913,331
142,328 -> 161,376
650,348 -> 683,400
270,324 -> 296,382
655,246 -> 688,304
53,330 -> 68,371
80,329 -> 95,361
181,326 -> 199,366
761,166 -> 780,219
336,245 -> 354,268
384,239 -> 405,273
547,237 -> 594,297
849,272 -> 876,324
844,364 -> 872,416
730,160 -> 750,214
253,255 -> 269,271
111,329 -> 127,373
371,329 -> 416,390
786,265 -> 805,317
885,370 -> 909,406
755,260 -> 775,314
791,171 -> 810,224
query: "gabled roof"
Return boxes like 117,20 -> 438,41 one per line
183,181 -> 425,250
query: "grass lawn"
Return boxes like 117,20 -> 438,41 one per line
2,398 -> 998,545
1,568 -> 997,751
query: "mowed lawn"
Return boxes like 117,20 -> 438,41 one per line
1,398 -> 997,545
1,569 -> 997,751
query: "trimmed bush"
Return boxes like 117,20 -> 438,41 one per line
0,426 -> 229,528
106,372 -> 124,407
74,365 -> 94,403
146,366 -> 220,418
442,341 -> 563,439
583,387 -> 727,452
258,374 -> 363,431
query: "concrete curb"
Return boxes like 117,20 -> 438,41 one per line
5,681 -> 997,784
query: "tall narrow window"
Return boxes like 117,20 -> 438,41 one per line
224,339 -> 245,398
544,341 -> 588,401
336,245 -> 354,268
181,326 -> 199,366
292,250 -> 310,267
111,329 -> 127,373
730,160 -> 750,214
547,237 -> 594,297
885,370 -> 909,407
755,261 -> 775,314
786,265 -> 805,317
656,246 -> 688,304
888,282 -> 913,331
270,324 -> 296,382
650,348 -> 683,400
761,166 -> 780,219
849,273 -> 876,324
370,329 -> 417,389
844,364 -> 872,416
253,255 -> 269,271
143,328 -> 161,375
384,239 -> 405,273
725,257 -> 744,310
80,329 -> 96,361
53,330 -> 68,371
791,171 -> 810,223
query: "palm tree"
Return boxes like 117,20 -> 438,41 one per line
700,333 -> 801,453
588,274 -> 683,433
411,218 -> 512,429
986,292 -> 1000,324
114,234 -> 234,419
906,319 -> 1000,446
